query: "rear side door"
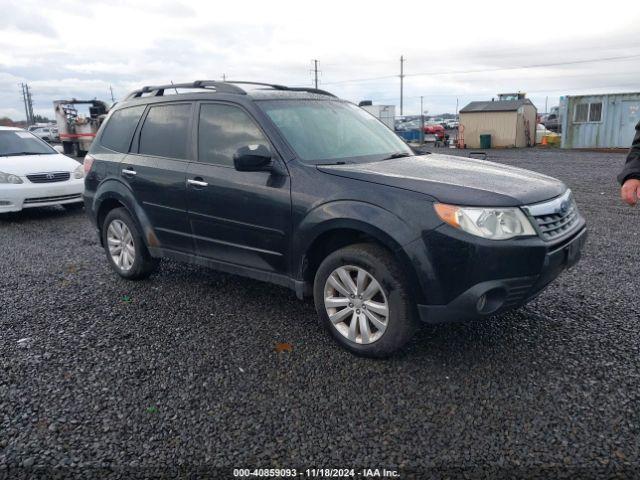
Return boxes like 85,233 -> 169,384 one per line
186,102 -> 291,274
123,102 -> 194,253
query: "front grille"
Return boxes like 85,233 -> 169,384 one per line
526,190 -> 580,241
24,194 -> 82,204
26,172 -> 70,183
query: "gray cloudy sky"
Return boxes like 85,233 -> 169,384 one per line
2,0 -> 640,119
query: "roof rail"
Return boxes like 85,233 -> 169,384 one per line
124,81 -> 245,100
225,81 -> 337,98
124,80 -> 336,100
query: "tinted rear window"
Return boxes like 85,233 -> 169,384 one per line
138,103 -> 191,159
100,106 -> 145,153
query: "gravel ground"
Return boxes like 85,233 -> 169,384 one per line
1,148 -> 639,479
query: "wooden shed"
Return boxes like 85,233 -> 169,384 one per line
460,97 -> 537,148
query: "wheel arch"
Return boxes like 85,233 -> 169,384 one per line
295,202 -> 425,303
93,180 -> 158,250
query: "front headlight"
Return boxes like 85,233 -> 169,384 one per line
0,171 -> 23,184
434,203 -> 536,240
73,164 -> 84,179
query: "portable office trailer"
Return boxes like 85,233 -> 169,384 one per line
560,92 -> 640,149
459,98 -> 537,148
360,104 -> 396,130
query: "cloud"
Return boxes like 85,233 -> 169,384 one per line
0,1 -> 58,38
1,0 -> 640,119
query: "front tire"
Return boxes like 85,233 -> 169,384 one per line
313,243 -> 417,358
102,207 -> 159,280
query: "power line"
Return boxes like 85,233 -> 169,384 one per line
323,53 -> 640,86
369,81 -> 640,102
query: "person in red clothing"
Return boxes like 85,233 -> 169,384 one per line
619,120 -> 640,206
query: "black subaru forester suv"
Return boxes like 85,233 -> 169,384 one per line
84,80 -> 586,357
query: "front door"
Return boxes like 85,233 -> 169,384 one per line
186,102 -> 291,274
124,102 -> 194,253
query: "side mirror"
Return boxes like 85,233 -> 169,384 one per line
233,144 -> 272,172
53,145 -> 65,154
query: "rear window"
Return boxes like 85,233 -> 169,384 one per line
138,103 -> 192,159
100,106 -> 145,153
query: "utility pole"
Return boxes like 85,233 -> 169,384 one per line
20,83 -> 34,126
222,73 -> 227,81
109,85 -> 115,103
400,55 -> 405,116
311,60 -> 320,89
26,85 -> 34,124
420,96 -> 425,144
544,96 -> 548,114
20,84 -> 29,125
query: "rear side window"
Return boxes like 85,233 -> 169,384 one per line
139,103 -> 191,159
198,104 -> 268,166
100,106 -> 145,153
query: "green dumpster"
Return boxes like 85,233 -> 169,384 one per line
480,134 -> 491,149
479,134 -> 491,149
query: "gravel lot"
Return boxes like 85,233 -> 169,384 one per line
1,148 -> 639,479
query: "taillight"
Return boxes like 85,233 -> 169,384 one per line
83,154 -> 95,175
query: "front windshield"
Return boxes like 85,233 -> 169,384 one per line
0,130 -> 55,156
259,100 -> 412,163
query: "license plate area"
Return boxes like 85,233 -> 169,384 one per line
564,231 -> 586,267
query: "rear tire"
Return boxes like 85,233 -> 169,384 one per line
313,243 -> 417,358
102,207 -> 159,280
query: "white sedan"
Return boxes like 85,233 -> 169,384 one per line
0,127 -> 85,213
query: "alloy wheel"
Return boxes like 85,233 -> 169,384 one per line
324,265 -> 389,344
107,219 -> 135,271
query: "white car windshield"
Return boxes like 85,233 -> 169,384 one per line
0,131 -> 56,157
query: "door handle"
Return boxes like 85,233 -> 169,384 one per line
121,167 -> 137,176
187,178 -> 208,187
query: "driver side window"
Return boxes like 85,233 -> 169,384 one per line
198,104 -> 268,166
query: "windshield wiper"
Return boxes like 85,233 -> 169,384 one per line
1,152 -> 53,157
382,152 -> 412,160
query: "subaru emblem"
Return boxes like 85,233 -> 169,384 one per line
559,200 -> 569,214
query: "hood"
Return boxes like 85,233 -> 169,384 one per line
317,153 -> 566,207
0,153 -> 81,177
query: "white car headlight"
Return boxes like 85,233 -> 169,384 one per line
434,203 -> 536,240
0,171 -> 23,184
73,164 -> 84,179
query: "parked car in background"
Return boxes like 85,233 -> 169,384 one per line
84,80 -> 586,357
0,127 -> 84,212
445,119 -> 459,129
424,122 -> 446,140
32,126 -> 60,143
543,106 -> 562,133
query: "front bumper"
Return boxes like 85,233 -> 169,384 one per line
412,225 -> 587,324
0,179 -> 84,213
